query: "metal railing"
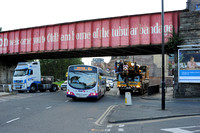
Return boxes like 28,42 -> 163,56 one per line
0,84 -> 13,92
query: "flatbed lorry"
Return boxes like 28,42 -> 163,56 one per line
115,61 -> 149,95
13,61 -> 58,93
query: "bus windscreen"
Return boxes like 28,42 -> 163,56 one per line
68,66 -> 97,89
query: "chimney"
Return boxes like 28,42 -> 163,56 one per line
186,0 -> 190,10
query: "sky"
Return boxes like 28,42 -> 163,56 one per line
0,0 -> 187,64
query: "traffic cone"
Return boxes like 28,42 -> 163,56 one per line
125,92 -> 132,105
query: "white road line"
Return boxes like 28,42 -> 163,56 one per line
105,129 -> 111,132
181,125 -> 200,129
65,100 -> 69,103
95,105 -> 117,126
161,125 -> 200,133
161,128 -> 192,133
107,125 -> 113,128
0,99 -> 8,102
194,130 -> 200,132
46,106 -> 52,109
119,124 -> 125,128
6,117 -> 20,124
118,128 -> 124,132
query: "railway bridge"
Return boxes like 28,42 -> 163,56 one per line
0,11 -> 180,85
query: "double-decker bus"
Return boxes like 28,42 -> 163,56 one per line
66,65 -> 107,100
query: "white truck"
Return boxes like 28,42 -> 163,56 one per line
13,61 -> 58,93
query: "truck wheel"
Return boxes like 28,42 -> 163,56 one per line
38,84 -> 45,92
139,88 -> 145,95
30,84 -> 37,93
50,84 -> 57,92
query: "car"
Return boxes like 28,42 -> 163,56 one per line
106,80 -> 111,91
107,78 -> 114,88
61,81 -> 68,91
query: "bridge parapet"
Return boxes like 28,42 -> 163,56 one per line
0,11 -> 180,58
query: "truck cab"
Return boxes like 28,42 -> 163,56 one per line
13,61 -> 57,93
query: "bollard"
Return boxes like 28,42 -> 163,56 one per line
125,92 -> 132,105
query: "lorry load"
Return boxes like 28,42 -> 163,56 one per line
13,61 -> 58,93
115,60 -> 149,95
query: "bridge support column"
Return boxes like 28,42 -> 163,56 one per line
0,61 -> 17,84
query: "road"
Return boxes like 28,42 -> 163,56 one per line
0,83 -> 200,133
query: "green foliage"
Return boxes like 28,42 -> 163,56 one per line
165,29 -> 183,54
40,58 -> 83,81
168,63 -> 172,70
53,81 -> 65,87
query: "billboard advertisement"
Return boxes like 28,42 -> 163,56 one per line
178,48 -> 200,83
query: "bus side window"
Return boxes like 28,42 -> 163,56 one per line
101,77 -> 106,85
99,72 -> 106,85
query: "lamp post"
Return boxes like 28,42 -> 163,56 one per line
161,0 -> 165,110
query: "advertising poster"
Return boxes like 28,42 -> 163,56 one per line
178,48 -> 200,83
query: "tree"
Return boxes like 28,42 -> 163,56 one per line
165,29 -> 183,54
40,58 -> 83,81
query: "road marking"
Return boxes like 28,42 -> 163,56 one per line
6,117 -> 20,124
0,98 -> 8,102
91,129 -> 104,132
107,125 -> 112,128
95,105 -> 117,126
161,125 -> 200,133
119,124 -> 125,127
46,106 -> 52,109
117,90 -> 120,96
118,128 -> 124,132
65,100 -> 69,103
105,129 -> 111,132
25,108 -> 30,110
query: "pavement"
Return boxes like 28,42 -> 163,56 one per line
108,87 -> 200,123
0,92 -> 14,97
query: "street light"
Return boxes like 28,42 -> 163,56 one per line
161,0 -> 165,110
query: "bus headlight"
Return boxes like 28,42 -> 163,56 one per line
89,93 -> 98,96
67,92 -> 75,95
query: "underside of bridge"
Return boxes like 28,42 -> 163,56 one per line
1,45 -> 163,61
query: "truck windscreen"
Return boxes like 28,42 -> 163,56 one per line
118,74 -> 141,82
14,69 -> 28,77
